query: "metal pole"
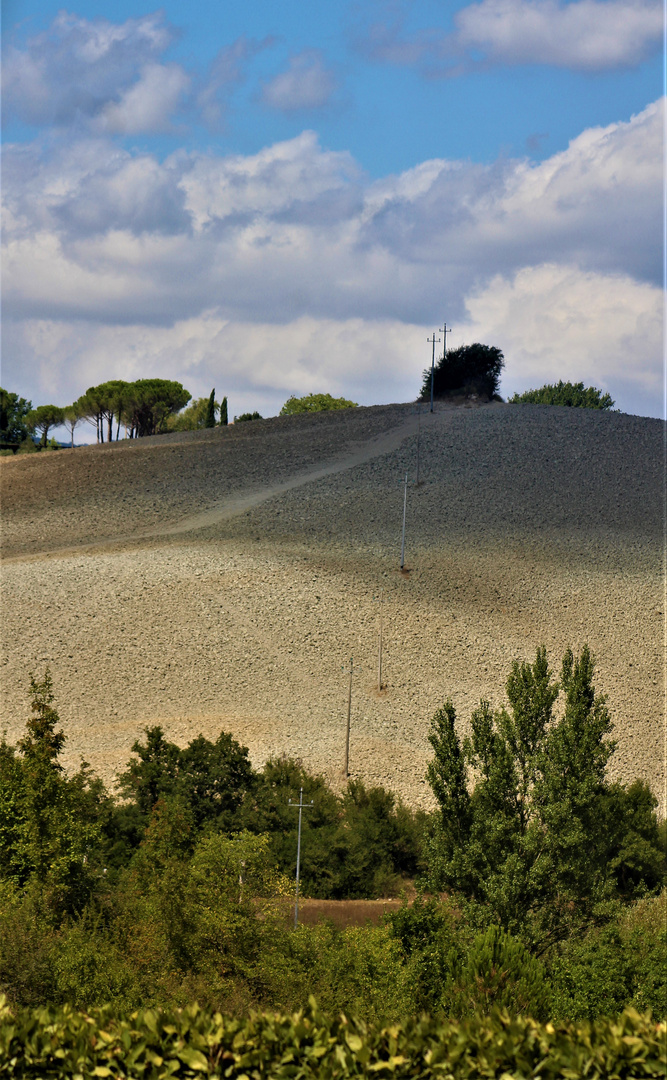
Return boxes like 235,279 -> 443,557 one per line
429,332 -> 438,412
400,472 -> 408,569
378,590 -> 383,691
288,787 -> 313,928
415,405 -> 421,487
295,789 -> 303,929
344,658 -> 353,776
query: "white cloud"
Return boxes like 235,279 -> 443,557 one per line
460,263 -> 663,414
357,0 -> 663,73
98,63 -> 190,134
2,11 -> 187,132
261,50 -> 338,111
454,0 -> 663,70
2,102 -> 663,418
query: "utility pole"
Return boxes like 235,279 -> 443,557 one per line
439,324 -> 451,369
427,332 -> 441,413
415,404 -> 422,487
343,657 -> 353,777
400,472 -> 408,569
376,589 -> 384,691
288,787 -> 313,929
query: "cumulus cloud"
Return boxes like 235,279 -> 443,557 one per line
460,264 -> 663,415
2,101 -> 663,418
261,50 -> 338,111
2,10 -> 188,132
357,0 -> 663,73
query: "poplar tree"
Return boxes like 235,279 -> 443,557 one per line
219,395 -> 228,426
425,646 -> 660,947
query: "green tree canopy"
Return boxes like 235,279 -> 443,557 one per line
0,389 -> 32,449
26,405 -> 65,448
167,395 -> 221,432
509,381 -> 615,409
425,646 -> 664,948
122,379 -> 191,437
280,393 -> 358,415
419,343 -> 504,401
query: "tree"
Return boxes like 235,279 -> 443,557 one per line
118,726 -> 255,831
0,672 -> 103,914
62,404 -> 84,448
167,396 -> 219,432
235,411 -> 262,422
123,379 -> 191,437
219,395 -> 228,426
26,405 -> 65,448
0,389 -> 32,450
509,381 -> 614,409
280,393 -> 358,415
425,646 -> 663,948
205,389 -> 216,428
418,343 -> 504,401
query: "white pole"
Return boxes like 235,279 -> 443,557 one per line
400,472 -> 408,569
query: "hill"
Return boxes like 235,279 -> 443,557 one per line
1,401 -> 663,810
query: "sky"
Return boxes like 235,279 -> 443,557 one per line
2,0 -> 664,433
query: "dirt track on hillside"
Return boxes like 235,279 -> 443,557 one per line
1,402 -> 664,812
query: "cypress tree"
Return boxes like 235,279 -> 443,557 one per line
220,395 -> 228,426
205,389 -> 216,428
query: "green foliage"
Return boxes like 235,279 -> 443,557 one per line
235,411 -> 263,422
419,343 -> 504,401
26,404 -> 65,447
205,389 -> 216,428
509,380 -> 615,409
448,925 -> 551,1019
76,379 -> 191,441
118,726 -> 255,832
1,997 -> 664,1078
425,646 -> 663,946
167,397 -> 221,432
280,393 -> 358,415
0,389 -> 31,449
550,894 -> 667,1020
0,672 -> 106,915
219,395 -> 228,426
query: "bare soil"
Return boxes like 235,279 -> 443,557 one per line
1,402 -> 663,812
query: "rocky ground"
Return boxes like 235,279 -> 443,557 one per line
1,401 -> 663,812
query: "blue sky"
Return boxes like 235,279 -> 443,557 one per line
2,0 -> 664,427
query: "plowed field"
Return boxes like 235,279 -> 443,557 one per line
1,401 -> 663,811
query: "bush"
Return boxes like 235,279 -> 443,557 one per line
509,381 -> 614,409
280,393 -> 358,415
2,998 -> 665,1078
418,343 -> 504,401
235,411 -> 262,422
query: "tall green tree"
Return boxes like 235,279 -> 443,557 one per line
419,343 -> 504,401
26,405 -> 65,448
205,388 -> 216,428
0,389 -> 32,449
425,646 -> 662,948
0,672 -> 103,914
219,395 -> 228,426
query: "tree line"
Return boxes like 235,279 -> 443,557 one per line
0,647 -> 663,1020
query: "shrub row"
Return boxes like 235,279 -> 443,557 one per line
2,996 -> 664,1078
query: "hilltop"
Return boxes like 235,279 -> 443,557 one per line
1,401 -> 663,810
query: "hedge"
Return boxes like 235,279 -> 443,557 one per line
1,996 -> 664,1078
